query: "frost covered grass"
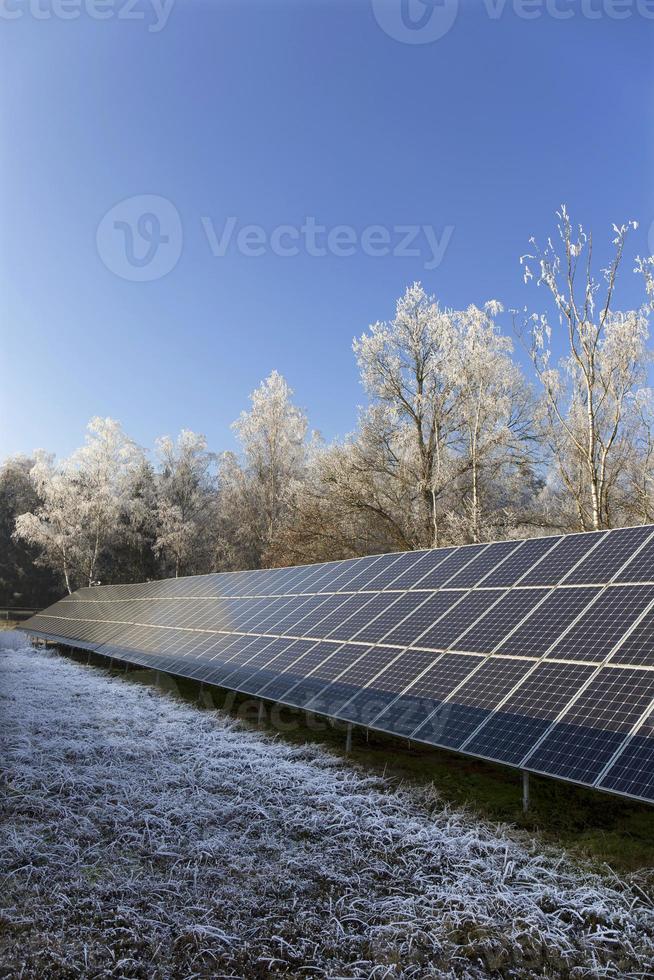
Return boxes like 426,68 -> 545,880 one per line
2,636 -> 654,978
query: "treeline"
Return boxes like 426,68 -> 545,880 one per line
3,208 -> 654,602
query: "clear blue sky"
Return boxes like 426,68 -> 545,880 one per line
2,0 -> 653,460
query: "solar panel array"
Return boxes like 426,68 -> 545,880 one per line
19,524 -> 654,805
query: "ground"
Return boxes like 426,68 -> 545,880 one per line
2,633 -> 654,978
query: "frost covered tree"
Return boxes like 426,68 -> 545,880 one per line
449,302 -> 535,542
221,371 -> 309,567
14,418 -> 145,591
520,207 -> 652,530
352,283 -> 460,547
154,430 -> 217,577
0,455 -> 60,606
349,285 -> 535,547
111,457 -> 159,583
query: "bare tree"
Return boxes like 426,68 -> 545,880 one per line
353,283 -> 460,547
154,430 -> 216,577
449,302 -> 536,542
223,371 -> 309,566
520,207 -> 651,530
14,418 -> 144,591
351,285 -> 535,547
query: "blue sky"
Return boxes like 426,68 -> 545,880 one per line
2,0 -> 653,461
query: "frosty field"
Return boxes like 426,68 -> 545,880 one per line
2,635 -> 654,978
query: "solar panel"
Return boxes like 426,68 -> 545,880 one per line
414,590 -> 504,651
451,589 -> 548,654
19,523 -> 654,805
599,704 -> 654,800
414,544 -> 488,588
494,588 -> 600,658
562,525 -> 654,585
463,661 -> 598,765
372,653 -> 484,736
518,531 -> 606,586
442,540 -> 520,589
381,591 -> 465,647
412,656 -> 533,749
335,648 -> 441,727
524,668 -> 654,785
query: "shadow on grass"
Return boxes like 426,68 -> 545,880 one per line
57,644 -> 654,878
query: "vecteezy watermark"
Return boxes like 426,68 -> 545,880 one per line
371,0 -> 459,43
0,0 -> 175,32
372,0 -> 654,43
96,195 -> 183,281
200,216 -> 454,271
96,196 -> 454,281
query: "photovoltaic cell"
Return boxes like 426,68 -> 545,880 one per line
376,550 -> 430,590
413,545 -> 488,589
481,535 -> 561,587
327,593 -> 407,642
289,594 -> 354,636
309,594 -> 374,638
363,553 -> 411,591
388,548 -> 456,590
381,592 -> 465,647
371,653 -> 483,737
616,534 -> 654,584
599,704 -> 654,799
340,649 -> 442,727
443,540 -> 520,589
335,556 -> 386,592
304,645 -> 400,718
350,592 -> 430,645
281,643 -> 367,710
609,607 -> 654,667
415,590 -> 504,651
242,639 -> 320,696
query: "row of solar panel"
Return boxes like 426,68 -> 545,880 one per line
22,523 -> 654,804
65,525 -> 654,602
26,615 -> 654,803
29,582 -> 654,665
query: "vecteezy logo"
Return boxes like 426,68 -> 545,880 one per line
96,195 -> 182,281
371,0 -> 458,43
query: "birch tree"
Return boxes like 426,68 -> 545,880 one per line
450,302 -> 535,542
14,418 -> 144,591
353,283 -> 459,547
223,371 -> 309,566
13,453 -> 81,595
154,430 -> 216,577
0,456 -> 61,607
520,207 -> 651,530
351,285 -> 535,547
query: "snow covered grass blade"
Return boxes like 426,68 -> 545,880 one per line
2,635 -> 654,977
